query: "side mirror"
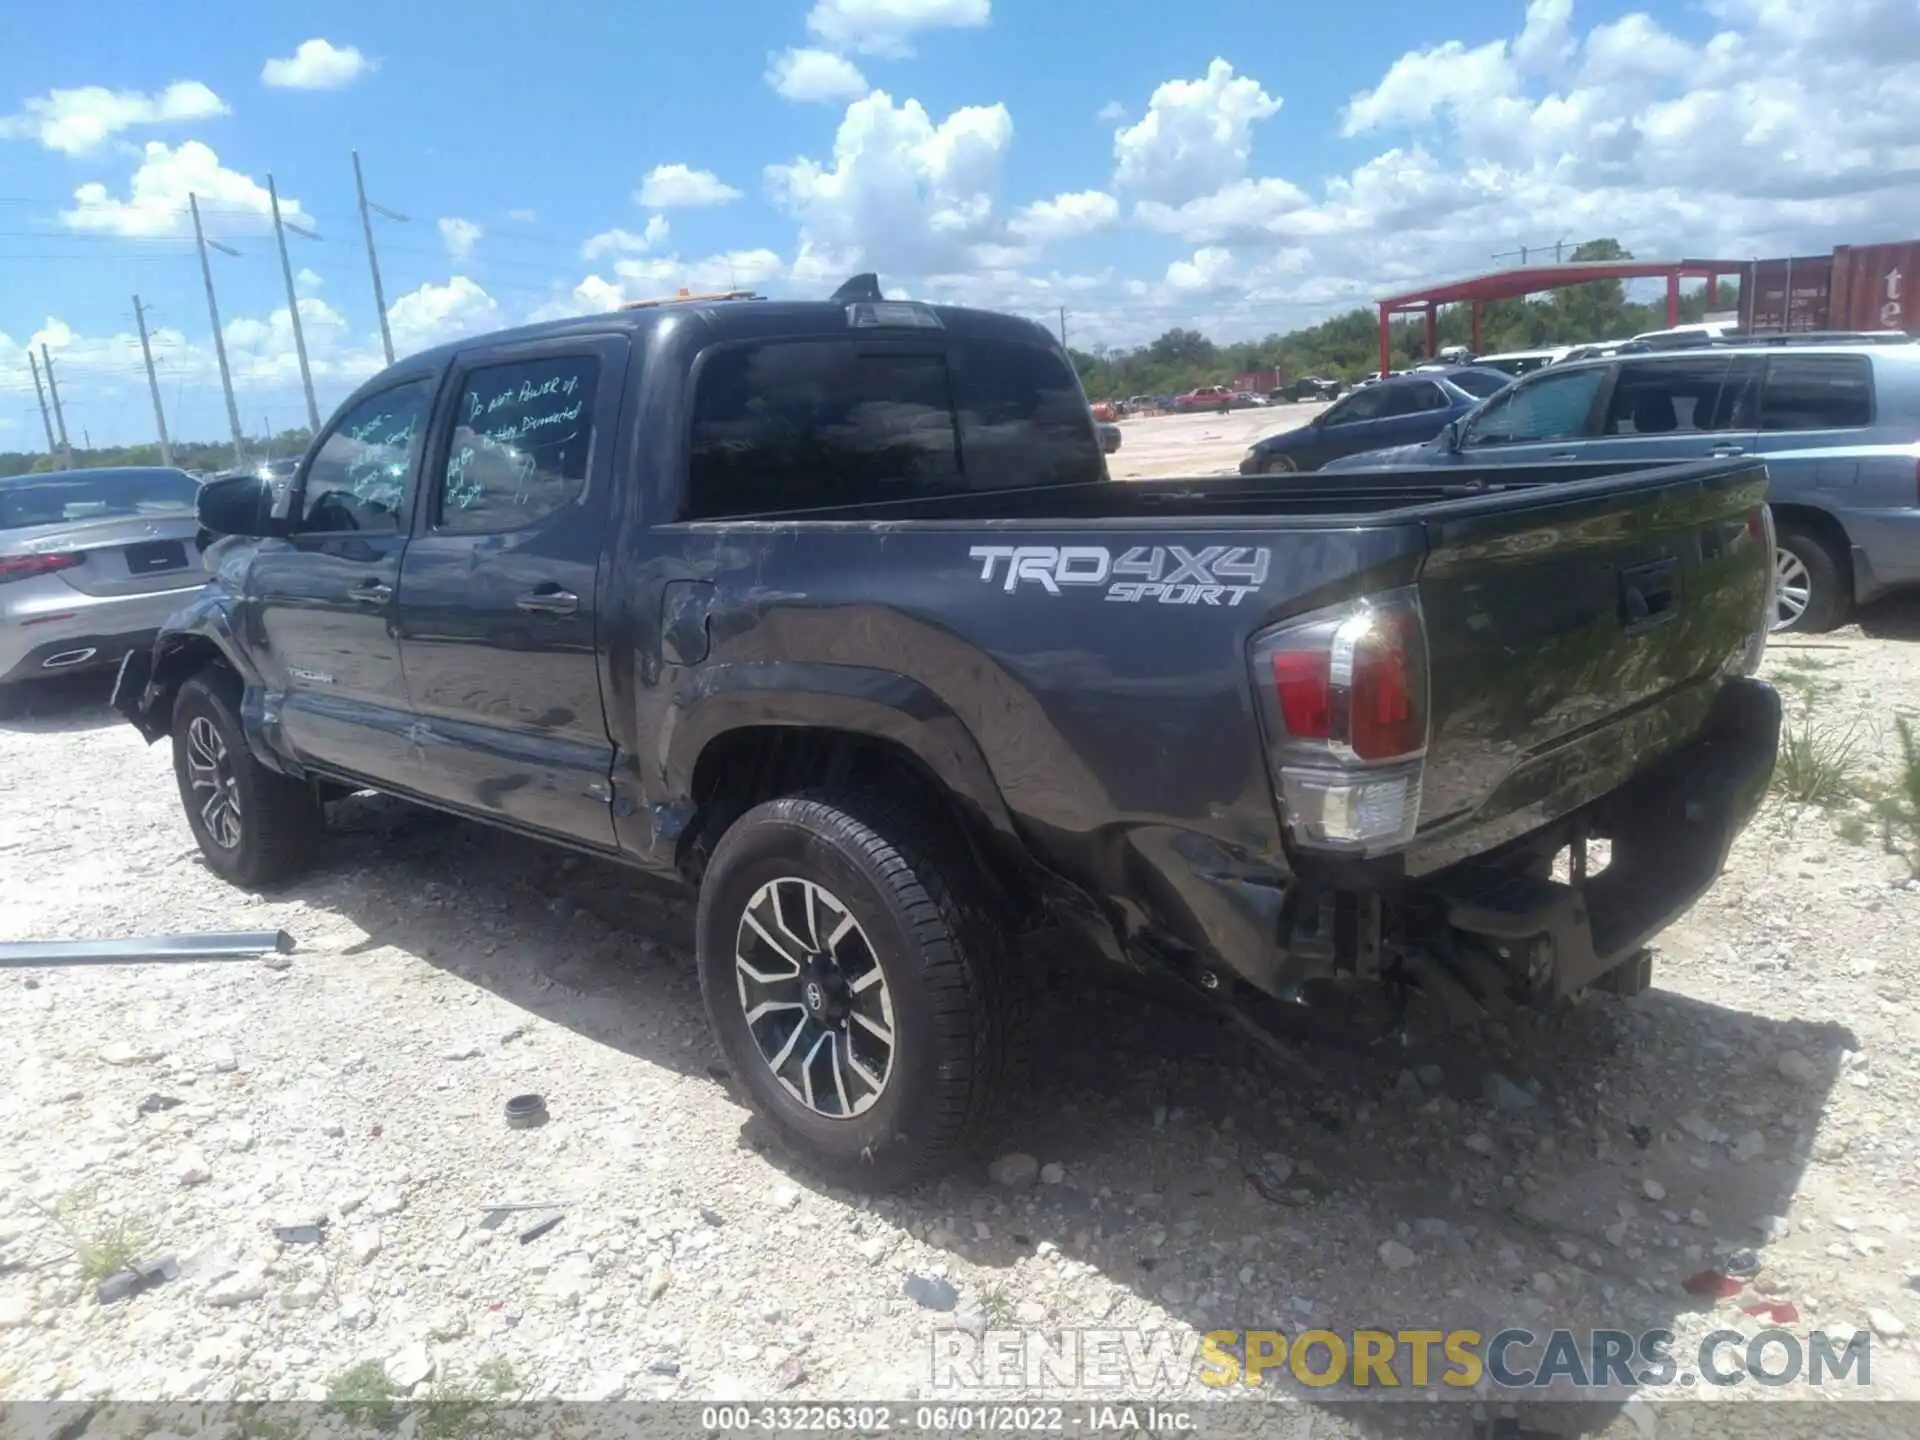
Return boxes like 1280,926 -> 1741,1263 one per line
1442,418 -> 1465,452
197,474 -> 281,538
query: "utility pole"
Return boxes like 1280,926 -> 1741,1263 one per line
268,174 -> 320,431
26,350 -> 57,457
353,150 -> 396,366
191,193 -> 247,465
1058,306 -> 1068,349
40,344 -> 73,468
132,295 -> 174,467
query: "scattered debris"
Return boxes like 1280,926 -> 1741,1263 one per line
93,1255 -> 178,1306
1482,1072 -> 1537,1112
1641,1179 -> 1667,1202
504,1093 -> 549,1130
1743,1300 -> 1801,1324
1683,1271 -> 1745,1299
1039,1162 -> 1065,1185
274,1223 -> 326,1247
1378,1240 -> 1418,1272
0,930 -> 295,967
1867,1307 -> 1908,1339
135,1093 -> 182,1116
904,1274 -> 959,1311
518,1214 -> 564,1245
1626,1123 -> 1653,1150
774,1355 -> 808,1389
386,1342 -> 434,1389
1723,1247 -> 1761,1278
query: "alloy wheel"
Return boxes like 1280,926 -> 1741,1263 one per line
185,715 -> 243,849
734,877 -> 895,1119
1773,547 -> 1811,631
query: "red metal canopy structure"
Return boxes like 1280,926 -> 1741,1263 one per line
1374,258 -> 1753,376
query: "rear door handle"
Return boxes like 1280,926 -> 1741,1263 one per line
348,580 -> 392,605
1549,451 -> 1578,461
516,586 -> 580,616
1711,445 -> 1745,456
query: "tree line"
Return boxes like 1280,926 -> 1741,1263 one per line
1069,239 -> 1739,403
0,430 -> 313,482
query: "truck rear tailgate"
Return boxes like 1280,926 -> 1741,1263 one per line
1404,457 -> 1772,876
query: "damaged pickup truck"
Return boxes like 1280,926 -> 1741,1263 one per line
115,277 -> 1781,1188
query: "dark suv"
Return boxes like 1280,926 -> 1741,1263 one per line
1324,341 -> 1920,631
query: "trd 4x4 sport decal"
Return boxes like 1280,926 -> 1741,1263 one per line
968,544 -> 1270,606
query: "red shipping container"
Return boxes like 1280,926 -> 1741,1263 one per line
1742,255 -> 1833,332
1829,242 -> 1920,334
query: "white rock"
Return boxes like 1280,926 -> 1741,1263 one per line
1777,1050 -> 1819,1084
428,1307 -> 468,1340
987,1153 -> 1040,1189
386,1343 -> 434,1390
366,1188 -> 407,1217
1730,1130 -> 1766,1164
0,1295 -> 30,1329
1014,1299 -> 1048,1324
856,1236 -> 890,1265
1464,1134 -> 1495,1156
770,1184 -> 800,1212
339,1295 -> 375,1330
227,1125 -> 256,1154
349,1227 -> 383,1265
173,1148 -> 212,1187
281,1281 -> 324,1311
207,1043 -> 238,1074
206,1268 -> 268,1307
1867,1308 -> 1907,1339
1642,1179 -> 1667,1202
644,1260 -> 671,1301
1039,1163 -> 1066,1185
1378,1240 -> 1418,1272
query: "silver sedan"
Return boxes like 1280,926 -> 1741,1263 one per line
1,467 -> 208,698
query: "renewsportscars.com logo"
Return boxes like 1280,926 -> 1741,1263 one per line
969,544 -> 1272,606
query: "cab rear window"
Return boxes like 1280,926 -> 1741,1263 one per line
687,336 -> 1102,518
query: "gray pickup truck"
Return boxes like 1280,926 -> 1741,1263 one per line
115,279 -> 1780,1188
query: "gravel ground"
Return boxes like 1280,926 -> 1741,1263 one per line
1105,405 -> 1329,480
2,612 -> 1918,1438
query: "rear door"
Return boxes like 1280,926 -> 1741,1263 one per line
249,377 -> 435,783
1309,387 -> 1396,465
1570,355 -> 1754,466
1749,352 -> 1879,501
395,336 -> 628,847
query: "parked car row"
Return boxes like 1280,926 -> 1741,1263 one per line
1321,337 -> 1920,632
1239,366 -> 1514,475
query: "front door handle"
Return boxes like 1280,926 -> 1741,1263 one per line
516,587 -> 580,616
1711,445 -> 1745,457
348,580 -> 392,605
1549,451 -> 1578,461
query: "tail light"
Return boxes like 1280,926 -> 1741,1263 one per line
0,552 -> 84,586
1249,588 -> 1429,854
1739,504 -> 1776,674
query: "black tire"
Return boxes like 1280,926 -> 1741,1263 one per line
696,791 -> 1017,1190
171,671 -> 322,889
1773,525 -> 1848,634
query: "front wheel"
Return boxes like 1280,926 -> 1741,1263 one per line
695,792 -> 1016,1190
1772,527 -> 1848,634
171,672 -> 322,888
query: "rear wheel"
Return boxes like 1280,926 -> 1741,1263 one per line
1772,527 -> 1848,634
696,791 -> 1016,1190
171,672 -> 322,888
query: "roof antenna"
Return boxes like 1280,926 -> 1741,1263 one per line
830,273 -> 884,303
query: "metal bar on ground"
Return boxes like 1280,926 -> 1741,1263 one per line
0,931 -> 296,967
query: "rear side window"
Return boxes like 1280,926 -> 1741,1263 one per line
1380,381 -> 1448,417
1759,356 -> 1873,431
1601,357 -> 1736,435
687,336 -> 1100,518
1448,369 -> 1511,400
437,356 -> 600,534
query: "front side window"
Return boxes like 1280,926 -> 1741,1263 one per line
437,356 -> 600,534
1759,356 -> 1873,431
298,380 -> 433,534
1463,366 -> 1607,447
1600,357 -> 1736,435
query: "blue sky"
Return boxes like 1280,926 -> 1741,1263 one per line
3,0 -> 1917,447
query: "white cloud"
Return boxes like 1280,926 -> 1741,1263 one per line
1133,176 -> 1313,243
386,277 -> 502,358
1113,59 -> 1282,207
581,215 -> 670,260
766,89 -> 1013,275
61,141 -> 313,238
1165,246 -> 1238,294
438,216 -> 483,260
1096,101 -> 1126,124
1009,190 -> 1118,244
613,249 -> 786,292
767,48 -> 870,102
805,0 -> 989,58
636,163 -> 743,208
295,267 -> 324,295
1341,39 -> 1514,136
508,208 -> 538,223
261,39 -> 372,90
0,81 -> 227,155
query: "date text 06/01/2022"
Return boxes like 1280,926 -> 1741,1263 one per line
700,1404 -> 1195,1432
